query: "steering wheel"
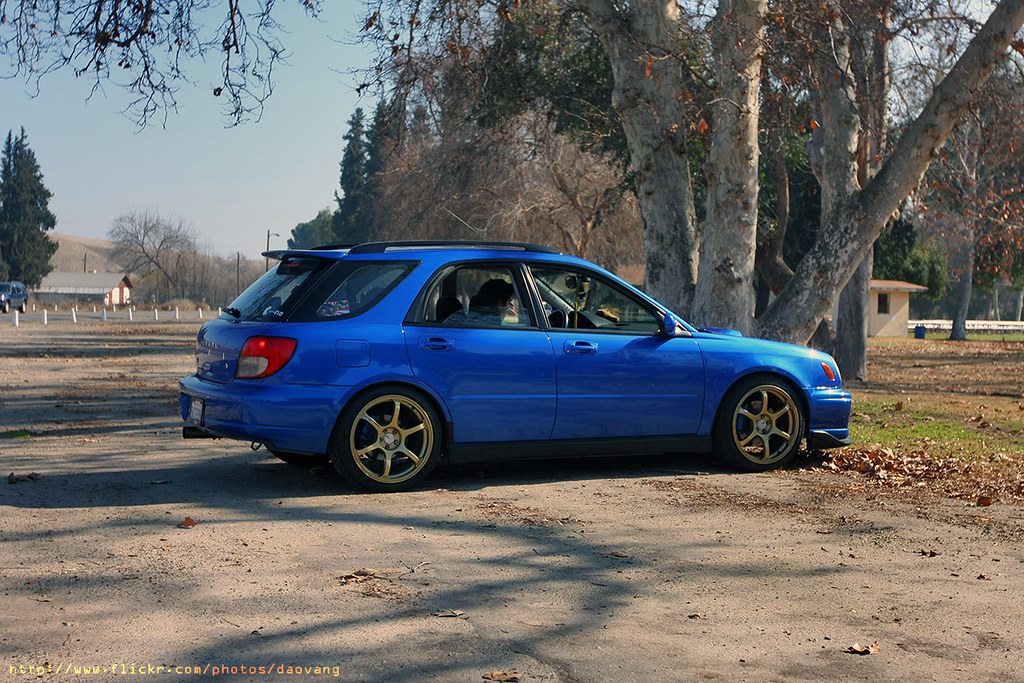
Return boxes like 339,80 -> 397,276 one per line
548,310 -> 569,328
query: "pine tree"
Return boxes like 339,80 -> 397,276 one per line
332,109 -> 370,244
0,129 -> 58,286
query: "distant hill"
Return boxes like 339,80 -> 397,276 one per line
48,233 -> 123,273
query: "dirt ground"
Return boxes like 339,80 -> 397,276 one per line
1,320 -> 1022,682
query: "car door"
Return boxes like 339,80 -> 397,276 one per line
405,263 -> 557,444
528,265 -> 705,440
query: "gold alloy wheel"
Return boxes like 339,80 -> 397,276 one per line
729,384 -> 800,465
349,394 -> 435,484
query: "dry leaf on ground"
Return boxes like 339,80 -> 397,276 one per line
847,641 -> 880,655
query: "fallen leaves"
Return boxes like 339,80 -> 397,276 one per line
847,641 -> 880,655
337,568 -> 415,601
338,568 -> 381,584
820,445 -> 1024,503
177,517 -> 198,528
7,472 -> 41,484
482,671 -> 520,682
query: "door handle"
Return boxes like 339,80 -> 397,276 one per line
420,337 -> 454,351
563,340 -> 598,355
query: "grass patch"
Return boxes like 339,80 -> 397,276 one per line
827,338 -> 1024,501
1,429 -> 33,439
849,396 -> 1024,461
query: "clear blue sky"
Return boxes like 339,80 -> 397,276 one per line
0,4 -> 372,261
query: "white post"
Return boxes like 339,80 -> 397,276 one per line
175,307 -> 180,319
71,309 -> 77,323
198,308 -> 203,319
128,308 -> 133,321
101,309 -> 107,322
42,309 -> 48,325
154,309 -> 159,320
12,310 -> 18,327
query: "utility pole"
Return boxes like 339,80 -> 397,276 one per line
265,230 -> 280,271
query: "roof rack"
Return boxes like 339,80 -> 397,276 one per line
344,240 -> 561,255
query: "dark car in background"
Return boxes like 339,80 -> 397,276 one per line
179,241 -> 852,492
0,281 -> 28,314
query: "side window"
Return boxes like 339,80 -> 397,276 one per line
422,266 -> 530,328
315,262 -> 414,319
530,266 -> 661,334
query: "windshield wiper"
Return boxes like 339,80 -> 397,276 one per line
223,307 -> 242,318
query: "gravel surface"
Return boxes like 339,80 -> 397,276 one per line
2,321 -> 1022,682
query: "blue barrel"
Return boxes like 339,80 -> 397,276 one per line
914,325 -> 926,339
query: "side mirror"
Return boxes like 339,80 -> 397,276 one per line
662,311 -> 680,337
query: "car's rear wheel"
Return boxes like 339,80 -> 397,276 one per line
330,386 -> 441,492
713,375 -> 804,471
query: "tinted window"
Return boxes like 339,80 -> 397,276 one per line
224,258 -> 414,322
312,262 -> 416,320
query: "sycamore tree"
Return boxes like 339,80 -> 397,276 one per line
0,129 -> 57,286
358,0 -> 1024,378
911,67 -> 1024,338
5,0 -> 1024,375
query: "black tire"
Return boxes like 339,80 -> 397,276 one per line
329,386 -> 442,492
268,449 -> 329,467
1,300 -> 8,314
18,301 -> 26,313
713,375 -> 805,472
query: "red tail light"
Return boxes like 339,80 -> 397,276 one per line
236,336 -> 297,379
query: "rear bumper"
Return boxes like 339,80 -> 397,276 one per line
178,374 -> 349,454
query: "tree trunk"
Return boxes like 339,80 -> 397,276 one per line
833,4 -> 892,379
1015,288 -> 1023,321
691,0 -> 766,334
950,255 -> 973,341
756,0 -> 1024,345
834,253 -> 872,379
583,0 -> 699,315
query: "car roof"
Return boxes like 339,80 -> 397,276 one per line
263,240 -> 563,263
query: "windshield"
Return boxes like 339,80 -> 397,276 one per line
0,284 -> 11,294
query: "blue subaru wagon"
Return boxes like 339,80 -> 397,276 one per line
179,241 -> 851,491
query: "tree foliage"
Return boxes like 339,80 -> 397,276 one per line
6,0 -> 1024,366
287,208 -> 335,249
0,129 -> 57,286
0,0 -> 322,126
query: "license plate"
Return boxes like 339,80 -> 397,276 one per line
188,397 -> 205,425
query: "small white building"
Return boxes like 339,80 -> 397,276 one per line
35,272 -> 133,306
870,279 -> 927,337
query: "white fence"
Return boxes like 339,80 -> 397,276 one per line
909,319 -> 1024,334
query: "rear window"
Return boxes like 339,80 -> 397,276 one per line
224,258 -> 415,322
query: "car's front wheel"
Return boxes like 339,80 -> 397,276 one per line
1,300 -> 8,314
329,386 -> 442,492
713,375 -> 804,471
